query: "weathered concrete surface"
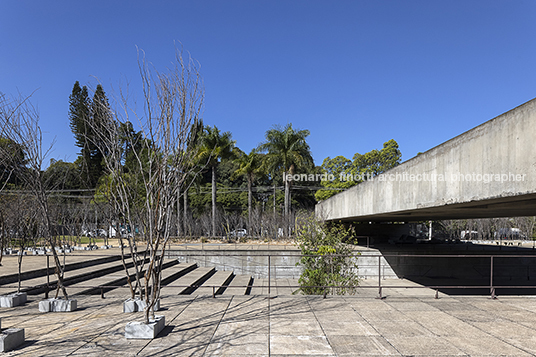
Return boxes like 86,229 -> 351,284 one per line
125,315 -> 164,339
169,244 -> 397,280
0,328 -> 24,353
170,246 -> 303,279
316,98 -> 536,222
122,298 -> 160,313
38,298 -> 77,312
0,293 -> 26,308
3,292 -> 536,356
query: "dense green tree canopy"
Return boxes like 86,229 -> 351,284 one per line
315,139 -> 402,201
43,159 -> 82,191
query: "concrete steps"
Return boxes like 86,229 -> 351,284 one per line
1,253 -> 257,298
0,254 -> 123,286
163,266 -> 216,295
0,255 -> 148,296
195,270 -> 234,296
160,262 -> 197,284
70,258 -> 175,296
222,274 -> 253,295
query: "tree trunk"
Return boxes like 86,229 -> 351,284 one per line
284,172 -> 290,236
177,188 -> 182,237
212,165 -> 216,237
247,177 -> 252,235
17,253 -> 22,293
273,181 -> 276,240
183,188 -> 188,236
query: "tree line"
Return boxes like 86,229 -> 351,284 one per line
1,77 -> 405,240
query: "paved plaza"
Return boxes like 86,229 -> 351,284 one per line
2,246 -> 536,356
3,289 -> 536,356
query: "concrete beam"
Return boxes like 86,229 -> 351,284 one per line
316,98 -> 536,222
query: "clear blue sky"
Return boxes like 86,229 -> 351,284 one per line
2,1 -> 536,167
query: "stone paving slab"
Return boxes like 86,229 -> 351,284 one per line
2,292 -> 536,356
222,274 -> 252,296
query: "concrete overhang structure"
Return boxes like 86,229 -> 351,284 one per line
316,98 -> 536,222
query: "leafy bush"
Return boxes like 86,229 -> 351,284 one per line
295,219 -> 359,295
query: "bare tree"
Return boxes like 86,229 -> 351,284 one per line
0,91 -> 70,299
89,46 -> 204,324
7,193 -> 40,293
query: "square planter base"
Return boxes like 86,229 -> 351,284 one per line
0,328 -> 25,352
0,293 -> 27,308
39,298 -> 77,312
125,315 -> 165,339
123,298 -> 160,313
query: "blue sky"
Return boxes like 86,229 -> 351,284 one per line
2,1 -> 536,167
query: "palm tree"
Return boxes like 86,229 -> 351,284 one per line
258,123 -> 313,231
232,148 -> 264,234
195,125 -> 235,237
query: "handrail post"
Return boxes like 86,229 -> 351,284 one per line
268,255 -> 271,296
376,254 -> 383,299
490,256 -> 497,299
45,254 -> 50,299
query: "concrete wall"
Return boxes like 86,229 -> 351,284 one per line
316,98 -> 536,222
167,248 -> 397,280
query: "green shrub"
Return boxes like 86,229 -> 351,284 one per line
295,219 -> 359,295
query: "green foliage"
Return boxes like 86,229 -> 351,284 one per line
188,182 -> 247,217
0,137 -> 26,188
315,156 -> 356,201
258,123 -> 314,176
296,219 -> 359,295
353,139 -> 401,177
69,82 -> 112,188
195,125 -> 236,168
232,149 -> 264,184
43,159 -> 82,191
315,139 -> 402,201
69,82 -> 91,152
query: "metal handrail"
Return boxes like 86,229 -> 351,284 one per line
3,250 -> 536,300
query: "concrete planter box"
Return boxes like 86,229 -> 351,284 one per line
39,298 -> 77,312
123,298 -> 160,313
125,315 -> 165,339
0,293 -> 27,308
0,328 -> 25,352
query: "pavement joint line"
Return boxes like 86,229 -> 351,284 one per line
200,295 -> 233,356
390,297 -> 468,356
347,296 -> 403,356
5,294 -> 115,337
429,295 -> 532,356
74,294 -> 194,356
443,296 -> 536,356
268,293 -> 271,356
65,296 -> 139,357
67,298 -> 159,356
137,295 -> 201,355
306,296 -> 335,355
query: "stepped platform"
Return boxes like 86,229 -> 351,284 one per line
194,270 -> 234,296
223,274 -> 253,295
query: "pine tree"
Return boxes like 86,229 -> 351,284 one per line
68,82 -> 110,188
88,84 -> 110,186
69,82 -> 91,187
69,81 -> 90,152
